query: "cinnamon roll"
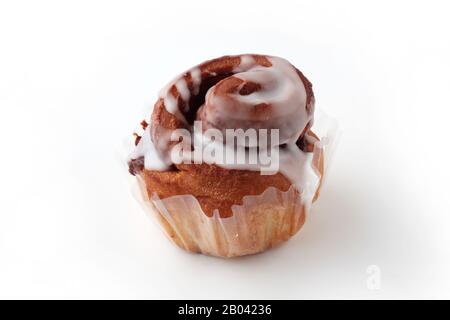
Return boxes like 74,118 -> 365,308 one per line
128,54 -> 325,257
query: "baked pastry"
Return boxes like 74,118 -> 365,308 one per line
128,54 -> 325,257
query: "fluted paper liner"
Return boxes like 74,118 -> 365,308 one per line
130,110 -> 338,258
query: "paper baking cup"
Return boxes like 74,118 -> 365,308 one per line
129,109 -> 339,258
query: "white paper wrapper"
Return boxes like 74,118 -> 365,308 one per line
129,109 -> 339,258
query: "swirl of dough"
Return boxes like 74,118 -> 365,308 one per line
199,56 -> 313,146
150,54 -> 314,157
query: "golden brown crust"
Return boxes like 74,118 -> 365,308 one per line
139,130 -> 324,218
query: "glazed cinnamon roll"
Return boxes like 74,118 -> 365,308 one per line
128,54 -> 324,257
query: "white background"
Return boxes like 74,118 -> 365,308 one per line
1,0 -> 450,299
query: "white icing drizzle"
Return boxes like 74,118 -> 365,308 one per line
131,55 -> 319,203
233,57 -> 307,119
158,67 -> 202,121
279,145 -> 319,204
190,67 -> 201,95
175,78 -> 190,102
233,55 -> 255,72
131,126 -> 170,171
162,91 -> 187,124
